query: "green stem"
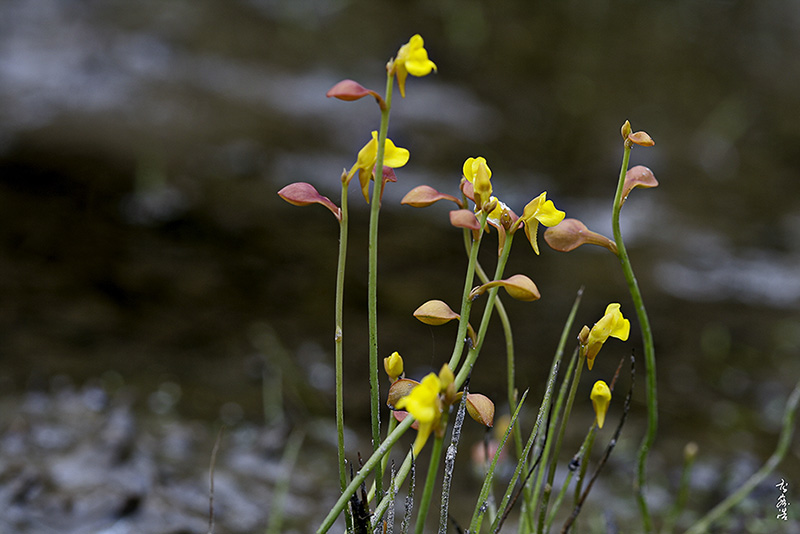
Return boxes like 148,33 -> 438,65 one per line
454,230 -> 515,389
335,181 -> 351,530
534,350 -> 584,532
414,418 -> 448,534
367,70 -> 395,501
449,216 -> 488,372
612,143 -> 657,533
317,416 -> 414,534
684,378 -> 800,534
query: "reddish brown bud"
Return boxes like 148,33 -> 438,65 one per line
277,182 -> 341,220
544,218 -> 617,254
326,79 -> 386,109
620,165 -> 659,208
449,209 -> 481,230
401,185 -> 462,208
628,131 -> 655,147
387,378 -> 419,409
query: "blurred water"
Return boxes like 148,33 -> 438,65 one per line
1,0 -> 800,531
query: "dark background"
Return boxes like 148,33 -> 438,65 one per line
1,0 -> 799,531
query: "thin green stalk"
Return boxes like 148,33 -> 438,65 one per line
467,389 -> 530,533
545,426 -> 596,532
266,428 -> 305,534
454,230 -> 515,389
449,215 -> 488,371
534,349 -> 585,532
491,364 -> 560,534
684,378 -> 800,534
367,70 -> 395,501
611,143 -> 656,532
414,420 -> 447,534
334,180 -> 351,530
317,416 -> 414,534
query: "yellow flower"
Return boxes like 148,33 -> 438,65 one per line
583,303 -> 630,370
395,373 -> 442,455
392,34 -> 437,98
384,351 -> 404,382
463,157 -> 493,211
590,380 -> 612,429
347,131 -> 410,202
520,192 -> 565,254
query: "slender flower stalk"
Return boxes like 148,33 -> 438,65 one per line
334,180 -> 351,530
317,416 -> 414,534
454,231 -> 515,389
448,212 -> 488,371
612,138 -> 657,533
366,70 -> 396,501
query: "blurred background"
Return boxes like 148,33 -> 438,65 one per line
1,0 -> 799,532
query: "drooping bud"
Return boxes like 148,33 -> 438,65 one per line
544,218 -> 617,254
619,165 -> 659,208
401,185 -> 462,208
386,378 -> 419,410
326,79 -> 386,109
590,380 -> 612,429
277,182 -> 341,220
628,131 -> 655,147
384,351 -> 404,382
449,209 -> 481,230
470,274 -> 541,302
465,393 -> 495,427
413,300 -> 460,325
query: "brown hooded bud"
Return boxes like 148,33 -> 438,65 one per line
386,378 -> 419,409
401,185 -> 462,208
326,79 -> 386,109
470,274 -> 541,302
413,300 -> 460,325
277,182 -> 341,220
619,165 -> 658,208
628,131 -> 655,147
465,393 -> 495,427
449,209 -> 481,230
544,218 -> 618,254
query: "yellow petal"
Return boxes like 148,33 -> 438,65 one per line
383,138 -> 410,168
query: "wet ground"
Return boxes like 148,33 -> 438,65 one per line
2,0 -> 800,532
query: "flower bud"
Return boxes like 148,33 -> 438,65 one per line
413,300 -> 460,325
384,351 -> 404,382
621,120 -> 632,140
386,378 -> 419,409
470,274 -> 541,302
449,209 -> 481,230
619,165 -> 658,208
544,218 -> 617,254
590,380 -> 612,429
628,131 -> 655,147
401,185 -> 462,208
277,182 -> 341,220
326,79 -> 386,109
465,393 -> 495,427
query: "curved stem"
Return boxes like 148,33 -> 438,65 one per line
367,71 -> 395,501
612,143 -> 657,533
